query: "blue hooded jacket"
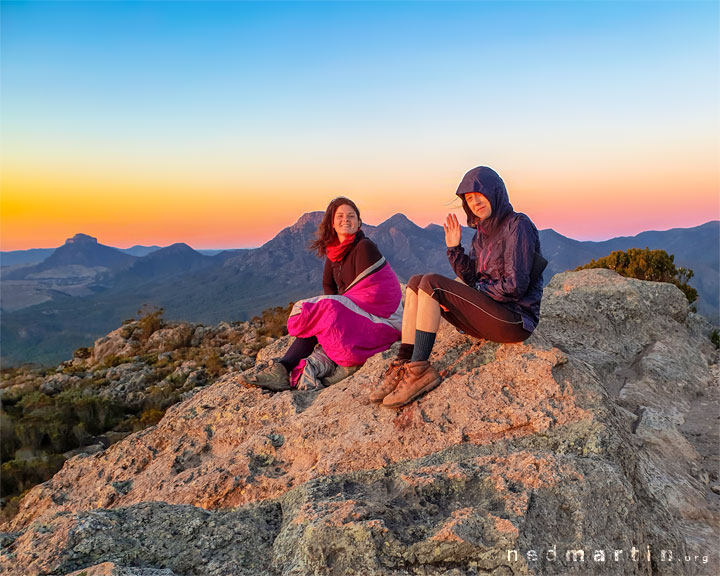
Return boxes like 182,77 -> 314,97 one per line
447,166 -> 546,332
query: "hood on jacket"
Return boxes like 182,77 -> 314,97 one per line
455,166 -> 514,233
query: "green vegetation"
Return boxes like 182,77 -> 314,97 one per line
0,303 -> 294,517
576,247 -> 698,306
1,455 -> 67,500
711,330 -> 719,349
121,307 -> 166,342
73,347 -> 92,359
1,381 -> 129,502
251,303 -> 293,347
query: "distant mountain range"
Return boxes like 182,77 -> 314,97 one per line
0,237 -> 221,267
1,217 -> 718,366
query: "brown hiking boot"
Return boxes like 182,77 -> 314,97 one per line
369,358 -> 409,403
243,360 -> 291,392
382,360 -> 441,407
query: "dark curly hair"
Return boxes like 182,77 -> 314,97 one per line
310,197 -> 361,257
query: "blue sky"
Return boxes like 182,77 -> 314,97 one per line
2,1 -> 718,248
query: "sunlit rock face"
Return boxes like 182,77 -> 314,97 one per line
1,270 -> 717,576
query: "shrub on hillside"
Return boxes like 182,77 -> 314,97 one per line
253,302 -> 294,342
73,347 -> 92,359
0,455 -> 66,505
203,351 -> 224,378
576,247 -> 698,305
120,307 -> 166,342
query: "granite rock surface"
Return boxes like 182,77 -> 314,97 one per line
1,270 -> 717,575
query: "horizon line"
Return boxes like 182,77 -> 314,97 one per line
2,217 -> 718,254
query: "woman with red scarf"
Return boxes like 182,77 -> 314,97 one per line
245,197 -> 403,391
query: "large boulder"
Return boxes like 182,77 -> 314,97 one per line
90,327 -> 142,366
1,270 -> 717,575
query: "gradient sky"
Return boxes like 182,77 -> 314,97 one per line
1,0 -> 718,250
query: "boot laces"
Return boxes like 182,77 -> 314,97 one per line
391,361 -> 408,383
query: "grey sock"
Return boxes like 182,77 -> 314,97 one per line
410,330 -> 436,362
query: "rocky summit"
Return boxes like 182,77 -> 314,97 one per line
1,270 -> 718,576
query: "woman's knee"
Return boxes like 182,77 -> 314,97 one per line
407,274 -> 424,292
418,273 -> 447,296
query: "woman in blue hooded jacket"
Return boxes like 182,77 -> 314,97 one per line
371,166 -> 547,408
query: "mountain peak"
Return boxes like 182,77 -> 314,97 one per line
293,212 -> 323,228
39,233 -> 135,272
165,242 -> 194,252
540,228 -> 567,239
288,212 -> 324,235
384,213 -> 413,225
378,213 -> 419,232
140,243 -> 198,258
65,233 -> 98,246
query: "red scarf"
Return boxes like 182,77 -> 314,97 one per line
326,234 -> 356,262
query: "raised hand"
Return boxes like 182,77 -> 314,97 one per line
443,213 -> 462,248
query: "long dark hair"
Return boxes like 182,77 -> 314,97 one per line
310,197 -> 361,257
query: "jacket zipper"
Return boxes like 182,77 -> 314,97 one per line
480,248 -> 491,272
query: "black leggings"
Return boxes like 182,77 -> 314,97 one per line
280,336 -> 317,370
408,274 -> 531,343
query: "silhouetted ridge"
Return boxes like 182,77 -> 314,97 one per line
64,233 -> 98,246
123,245 -> 162,257
143,243 -> 199,259
123,243 -> 212,281
379,213 -> 418,231
39,235 -> 136,271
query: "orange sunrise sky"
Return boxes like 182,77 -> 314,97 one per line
2,1 -> 718,251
